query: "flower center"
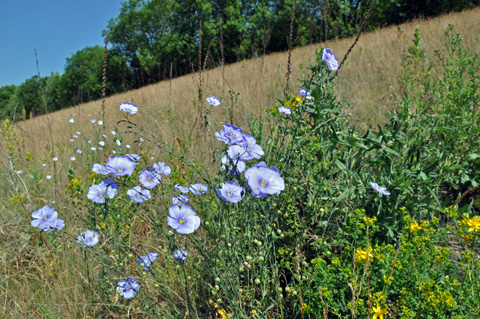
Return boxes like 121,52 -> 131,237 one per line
136,194 -> 141,198
260,180 -> 267,187
118,168 -> 123,173
43,217 -> 47,220
179,217 -> 185,224
99,193 -> 104,198
87,238 -> 90,242
227,191 -> 232,197
147,177 -> 152,181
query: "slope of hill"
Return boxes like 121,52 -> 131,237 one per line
16,7 -> 480,164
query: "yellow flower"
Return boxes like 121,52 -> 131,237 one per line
355,247 -> 373,264
409,221 -> 422,233
466,216 -> 480,232
372,303 -> 388,319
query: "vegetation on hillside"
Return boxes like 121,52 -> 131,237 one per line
1,18 -> 479,318
1,0 -> 479,121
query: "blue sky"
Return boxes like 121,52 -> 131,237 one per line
0,0 -> 124,88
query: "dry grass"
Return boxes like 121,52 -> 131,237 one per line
16,7 -> 480,166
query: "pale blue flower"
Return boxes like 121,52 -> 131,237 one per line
215,124 -> 244,145
87,181 -> 118,203
167,205 -> 201,234
117,278 -> 139,299
175,184 -> 190,193
92,163 -> 109,175
189,183 -> 208,195
127,186 -> 151,203
172,195 -> 189,206
139,169 -> 161,189
244,162 -> 285,198
174,248 -> 188,261
221,155 -> 246,175
31,205 -> 58,231
153,162 -> 171,176
105,155 -> 136,177
216,181 -> 245,203
206,95 -> 221,106
322,48 -> 339,71
137,252 -> 159,270
77,230 -> 99,247
120,102 -> 139,114
278,106 -> 292,115
369,182 -> 390,195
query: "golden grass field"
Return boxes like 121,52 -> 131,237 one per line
15,7 -> 480,166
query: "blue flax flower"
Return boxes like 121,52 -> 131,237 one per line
153,161 -> 172,176
117,278 -> 140,299
136,252 -> 159,270
322,48 -> 339,71
105,155 -> 136,177
215,124 -> 244,145
87,181 -> 118,203
103,178 -> 119,190
77,230 -> 99,247
48,218 -> 65,233
175,184 -> 190,193
139,169 -> 161,189
92,163 -> 109,175
189,183 -> 208,195
221,155 -> 246,175
238,134 -> 264,161
174,248 -> 188,261
119,102 -> 139,114
172,195 -> 189,206
217,181 -> 245,203
31,205 -> 59,231
278,106 -> 292,115
206,95 -> 221,107
299,88 -> 313,100
127,186 -> 151,203
369,182 -> 391,195
167,204 -> 201,234
245,162 -> 285,198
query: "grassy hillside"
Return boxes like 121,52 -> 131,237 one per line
1,7 -> 479,318
15,7 -> 480,165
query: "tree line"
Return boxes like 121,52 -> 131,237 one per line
1,0 -> 478,121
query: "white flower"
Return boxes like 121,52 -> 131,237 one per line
91,119 -> 96,123
69,118 -> 74,123
70,139 -> 74,142
98,141 -> 105,146
42,163 -> 47,167
46,175 -> 52,180
116,140 -> 121,146
98,120 -> 104,125
53,157 -> 58,161
126,144 -> 131,149
91,147 -> 96,151
16,170 -> 23,174
70,156 -> 76,161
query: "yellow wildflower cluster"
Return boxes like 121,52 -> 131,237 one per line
355,247 -> 373,264
283,96 -> 302,109
465,216 -> 480,232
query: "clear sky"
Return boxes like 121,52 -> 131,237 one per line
0,0 -> 124,88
